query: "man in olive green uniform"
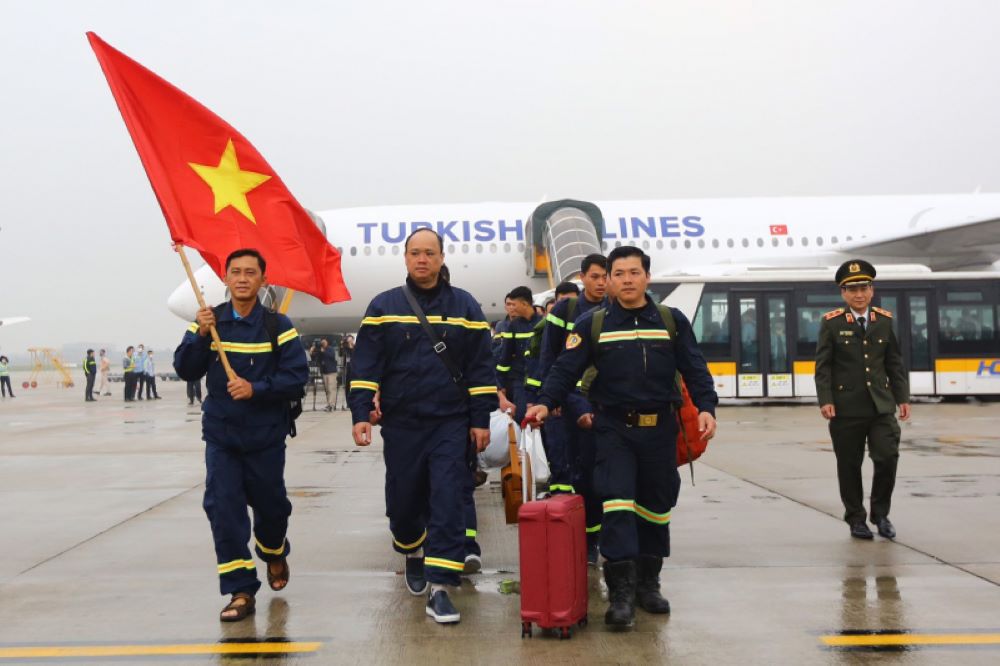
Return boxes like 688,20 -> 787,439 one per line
815,260 -> 910,540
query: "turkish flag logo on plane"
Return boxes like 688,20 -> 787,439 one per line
769,224 -> 788,235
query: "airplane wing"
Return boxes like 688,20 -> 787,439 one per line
837,215 -> 1000,270
0,316 -> 30,328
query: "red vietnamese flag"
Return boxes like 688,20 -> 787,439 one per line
87,32 -> 350,304
769,224 -> 788,236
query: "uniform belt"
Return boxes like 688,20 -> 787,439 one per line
596,405 -> 674,427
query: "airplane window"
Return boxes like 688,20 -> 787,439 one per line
698,239 -> 705,248
684,240 -> 691,249
670,240 -> 678,249
772,237 -> 779,247
476,244 -> 483,253
656,240 -> 663,250
756,238 -> 764,247
601,242 -> 609,250
816,237 -> 824,246
461,244 -> 469,254
504,243 -> 511,253
741,238 -> 749,248
517,243 -> 525,253
846,236 -> 853,241
489,244 -> 497,254
831,236 -> 838,244
364,246 -> 372,256
801,237 -> 809,246
711,239 -> 719,248
642,240 -> 650,249
615,241 -> 622,248
448,244 -> 455,254
378,246 -> 386,255
350,247 -> 357,256
786,237 -> 793,247
392,246 -> 400,255
726,239 -> 734,248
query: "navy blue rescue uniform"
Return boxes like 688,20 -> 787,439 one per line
535,295 -> 606,514
348,278 -> 499,586
495,313 -> 542,424
174,302 -> 308,596
538,299 -> 717,562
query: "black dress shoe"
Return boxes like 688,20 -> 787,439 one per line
875,518 -> 896,539
850,522 -> 874,539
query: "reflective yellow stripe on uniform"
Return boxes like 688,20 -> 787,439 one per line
254,538 -> 286,556
513,332 -> 534,339
210,341 -> 273,354
550,484 -> 575,493
425,556 -> 465,572
599,329 -> 671,343
496,364 -> 511,372
350,380 -> 379,392
546,313 -> 566,328
603,499 -> 636,514
585,524 -> 602,533
217,559 -> 255,575
187,323 -> 199,333
393,530 -> 427,551
525,378 -> 542,387
465,529 -> 477,538
635,503 -> 671,525
277,329 -> 299,346
468,386 -> 497,396
498,332 -> 514,339
361,315 -> 489,331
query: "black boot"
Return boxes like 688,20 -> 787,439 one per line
602,559 -> 637,628
635,555 -> 671,614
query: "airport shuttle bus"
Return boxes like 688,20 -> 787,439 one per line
655,267 -> 1000,399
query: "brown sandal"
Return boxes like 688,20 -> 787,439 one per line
267,558 -> 290,591
220,592 -> 255,622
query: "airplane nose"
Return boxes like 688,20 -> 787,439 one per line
167,264 -> 225,321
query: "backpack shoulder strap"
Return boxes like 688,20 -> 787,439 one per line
262,309 -> 281,371
655,304 -> 677,340
589,308 -> 607,350
566,296 -> 578,325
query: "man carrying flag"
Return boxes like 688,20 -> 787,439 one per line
88,32 -> 348,620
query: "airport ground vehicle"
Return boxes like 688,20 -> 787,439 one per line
656,268 -> 999,399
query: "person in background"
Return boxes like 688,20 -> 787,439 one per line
187,378 -> 203,406
97,349 -> 112,396
318,339 -> 339,411
135,344 -> 147,400
83,349 -> 98,402
145,349 -> 161,399
123,346 -> 137,402
1,355 -> 15,398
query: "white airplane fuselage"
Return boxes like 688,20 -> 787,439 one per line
167,195 -> 1000,334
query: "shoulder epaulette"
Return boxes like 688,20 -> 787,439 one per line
823,308 -> 845,320
872,306 -> 893,318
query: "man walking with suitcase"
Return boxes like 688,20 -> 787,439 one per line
526,245 -> 718,629
349,228 -> 498,624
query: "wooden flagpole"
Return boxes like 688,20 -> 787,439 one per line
277,288 -> 295,315
176,245 -> 237,381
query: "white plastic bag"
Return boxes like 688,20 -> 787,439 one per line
482,409 -> 516,469
522,424 -> 550,485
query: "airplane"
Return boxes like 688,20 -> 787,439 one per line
167,195 -> 1000,334
0,317 -> 30,329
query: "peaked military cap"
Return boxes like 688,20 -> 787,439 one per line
835,259 -> 876,287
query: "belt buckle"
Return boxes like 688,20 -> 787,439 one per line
638,413 -> 658,427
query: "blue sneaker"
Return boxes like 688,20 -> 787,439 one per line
405,557 -> 428,596
426,589 -> 461,624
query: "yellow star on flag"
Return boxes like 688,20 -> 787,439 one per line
189,139 -> 271,224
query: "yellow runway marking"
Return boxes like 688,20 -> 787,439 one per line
822,633 -> 1000,648
0,641 -> 322,658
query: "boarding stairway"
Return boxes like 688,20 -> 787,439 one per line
524,200 -> 605,286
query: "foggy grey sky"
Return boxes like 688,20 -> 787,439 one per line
3,1 -> 1000,358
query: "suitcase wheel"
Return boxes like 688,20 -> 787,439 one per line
559,626 -> 571,640
521,622 -> 532,639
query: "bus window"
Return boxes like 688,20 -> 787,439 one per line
693,292 -> 730,355
739,298 -> 760,372
796,294 -> 842,356
878,295 -> 898,336
768,296 -> 789,373
938,304 -> 996,353
909,295 -> 930,371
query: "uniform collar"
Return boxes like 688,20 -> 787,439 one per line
219,300 -> 263,324
606,297 -> 660,325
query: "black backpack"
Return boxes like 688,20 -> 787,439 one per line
213,304 -> 304,437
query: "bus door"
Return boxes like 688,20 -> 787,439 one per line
734,293 -> 793,397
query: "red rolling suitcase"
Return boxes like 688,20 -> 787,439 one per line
518,493 -> 589,639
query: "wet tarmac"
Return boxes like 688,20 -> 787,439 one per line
1,376 -> 999,664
